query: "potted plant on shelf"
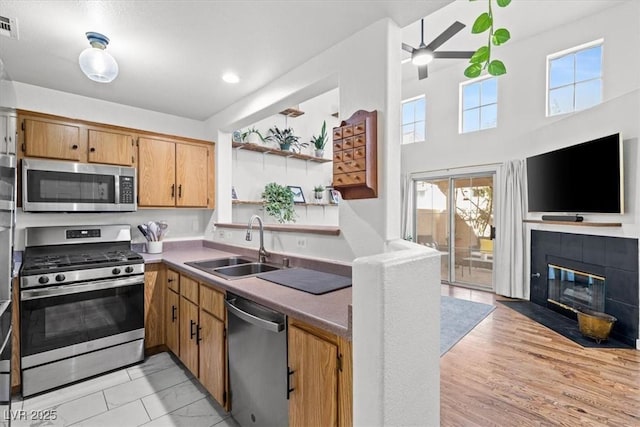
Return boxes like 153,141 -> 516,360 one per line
242,127 -> 264,144
265,126 -> 308,152
313,185 -> 324,203
310,120 -> 328,158
262,182 -> 296,223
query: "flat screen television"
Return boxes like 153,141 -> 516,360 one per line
526,133 -> 623,213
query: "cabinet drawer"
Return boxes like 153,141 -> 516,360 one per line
334,172 -> 366,186
353,134 -> 366,147
333,141 -> 342,152
342,149 -> 354,162
333,127 -> 342,140
342,137 -> 354,150
354,147 -> 366,159
199,284 -> 225,320
341,125 -> 353,138
180,275 -> 199,304
353,121 -> 366,135
333,151 -> 342,162
334,160 -> 365,175
167,269 -> 180,293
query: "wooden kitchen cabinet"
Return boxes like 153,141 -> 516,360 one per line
173,272 -> 228,408
138,136 -> 211,208
165,269 -> 180,356
88,129 -> 135,166
144,264 -> 165,351
288,318 -> 353,427
22,117 -> 82,161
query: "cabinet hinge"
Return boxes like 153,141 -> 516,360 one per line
337,353 -> 343,372
21,143 -> 25,152
223,391 -> 227,405
223,327 -> 227,339
21,121 -> 25,131
131,155 -> 135,164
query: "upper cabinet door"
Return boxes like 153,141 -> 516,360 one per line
138,137 -> 176,207
23,119 -> 82,161
176,143 -> 209,207
88,129 -> 135,166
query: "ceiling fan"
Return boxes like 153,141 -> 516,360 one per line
402,20 -> 474,80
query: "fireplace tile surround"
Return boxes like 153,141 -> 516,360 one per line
531,230 -> 639,346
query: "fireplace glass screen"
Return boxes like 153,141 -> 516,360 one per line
547,264 -> 605,312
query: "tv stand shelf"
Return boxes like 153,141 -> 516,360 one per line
523,220 -> 622,227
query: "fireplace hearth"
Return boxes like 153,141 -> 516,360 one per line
531,231 -> 638,346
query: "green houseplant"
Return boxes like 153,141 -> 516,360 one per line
310,121 -> 328,157
241,126 -> 264,144
265,126 -> 308,152
262,182 -> 296,223
313,185 -> 325,203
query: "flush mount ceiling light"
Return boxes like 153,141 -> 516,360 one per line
78,32 -> 119,83
222,72 -> 240,84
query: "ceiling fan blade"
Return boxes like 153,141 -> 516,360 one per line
433,51 -> 475,59
402,43 -> 416,53
418,65 -> 429,80
425,21 -> 466,51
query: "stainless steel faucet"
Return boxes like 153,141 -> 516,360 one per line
246,215 -> 269,263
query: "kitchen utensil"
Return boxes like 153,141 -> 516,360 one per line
137,225 -> 150,241
147,221 -> 158,241
157,221 -> 168,240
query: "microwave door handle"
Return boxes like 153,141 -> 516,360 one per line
21,276 -> 143,300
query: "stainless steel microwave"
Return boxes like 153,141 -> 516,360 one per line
22,158 -> 136,212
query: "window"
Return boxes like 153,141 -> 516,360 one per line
547,41 -> 602,116
402,96 -> 425,144
460,77 -> 497,133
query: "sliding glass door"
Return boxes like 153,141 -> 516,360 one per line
414,173 -> 495,290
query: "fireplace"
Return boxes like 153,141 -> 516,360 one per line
531,231 -> 638,346
547,264 -> 605,313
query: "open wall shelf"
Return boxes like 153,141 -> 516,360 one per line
232,200 -> 337,207
232,142 -> 331,163
214,222 -> 340,236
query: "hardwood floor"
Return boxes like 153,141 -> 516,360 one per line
441,284 -> 640,426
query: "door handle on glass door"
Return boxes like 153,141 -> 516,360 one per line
531,272 -> 540,278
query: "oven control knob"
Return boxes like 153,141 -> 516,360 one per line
38,276 -> 49,284
55,274 -> 66,282
125,266 -> 134,274
112,268 -> 121,275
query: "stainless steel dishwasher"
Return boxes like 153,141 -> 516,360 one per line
225,293 -> 288,427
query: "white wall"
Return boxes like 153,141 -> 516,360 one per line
402,1 -> 640,235
206,19 -> 403,262
2,81 -> 215,249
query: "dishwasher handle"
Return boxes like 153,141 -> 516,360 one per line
225,298 -> 285,333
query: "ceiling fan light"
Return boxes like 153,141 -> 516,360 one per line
78,32 -> 118,83
412,49 -> 433,66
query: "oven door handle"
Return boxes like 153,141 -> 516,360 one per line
21,276 -> 144,300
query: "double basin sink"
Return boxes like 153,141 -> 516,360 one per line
185,256 -> 282,280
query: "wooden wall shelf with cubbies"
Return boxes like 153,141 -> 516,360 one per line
332,110 -> 377,200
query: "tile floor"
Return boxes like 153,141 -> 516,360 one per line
10,352 -> 240,427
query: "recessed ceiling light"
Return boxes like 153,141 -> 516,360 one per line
222,72 -> 239,84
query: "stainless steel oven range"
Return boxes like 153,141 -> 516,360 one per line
19,224 -> 144,397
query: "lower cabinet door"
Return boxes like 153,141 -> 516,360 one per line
288,325 -> 338,427
179,297 -> 199,376
165,289 -> 180,355
198,309 -> 226,406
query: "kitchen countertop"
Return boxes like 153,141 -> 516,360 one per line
138,241 -> 352,339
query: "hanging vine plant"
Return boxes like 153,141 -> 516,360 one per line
465,0 -> 512,78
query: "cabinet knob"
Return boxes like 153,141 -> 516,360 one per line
171,305 -> 177,322
90,147 -> 96,152
71,144 -> 78,150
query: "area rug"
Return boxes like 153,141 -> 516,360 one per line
499,300 -> 633,349
441,296 -> 495,356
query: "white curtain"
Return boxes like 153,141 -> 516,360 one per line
400,174 -> 414,241
495,160 -> 528,299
